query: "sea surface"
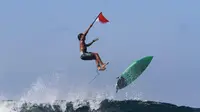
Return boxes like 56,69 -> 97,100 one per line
0,99 -> 199,112
0,73 -> 199,112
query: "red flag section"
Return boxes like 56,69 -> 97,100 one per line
96,12 -> 109,24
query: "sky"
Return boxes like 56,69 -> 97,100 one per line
0,0 -> 200,108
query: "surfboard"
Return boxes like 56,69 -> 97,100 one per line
116,56 -> 153,93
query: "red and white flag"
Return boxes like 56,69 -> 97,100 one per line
95,12 -> 109,24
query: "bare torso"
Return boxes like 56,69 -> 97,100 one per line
80,40 -> 87,53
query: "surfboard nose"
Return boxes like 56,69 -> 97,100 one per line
140,56 -> 153,63
147,56 -> 153,62
145,56 -> 153,60
148,56 -> 153,60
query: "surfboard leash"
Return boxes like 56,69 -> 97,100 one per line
88,69 -> 100,84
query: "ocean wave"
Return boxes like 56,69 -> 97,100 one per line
0,73 -> 199,112
0,99 -> 199,112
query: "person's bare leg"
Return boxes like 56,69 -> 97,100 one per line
95,56 -> 103,70
94,53 -> 104,65
95,59 -> 101,70
89,52 -> 101,70
94,53 -> 108,71
96,53 -> 108,69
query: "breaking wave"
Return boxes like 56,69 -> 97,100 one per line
0,73 -> 199,112
0,99 -> 199,112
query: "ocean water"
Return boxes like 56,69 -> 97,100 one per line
0,73 -> 199,112
0,99 -> 199,112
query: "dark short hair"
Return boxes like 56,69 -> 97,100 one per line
78,33 -> 83,40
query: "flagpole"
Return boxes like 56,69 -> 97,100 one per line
91,12 -> 101,26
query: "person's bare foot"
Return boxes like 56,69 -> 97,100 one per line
97,66 -> 101,70
102,62 -> 108,67
98,62 -> 109,71
98,67 -> 106,71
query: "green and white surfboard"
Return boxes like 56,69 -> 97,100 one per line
116,56 -> 153,93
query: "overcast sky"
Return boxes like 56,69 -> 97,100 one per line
0,0 -> 199,108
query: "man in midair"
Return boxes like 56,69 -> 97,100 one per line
78,24 -> 108,71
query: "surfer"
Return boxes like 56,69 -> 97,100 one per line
78,24 -> 108,71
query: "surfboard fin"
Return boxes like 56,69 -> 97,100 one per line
116,88 -> 119,93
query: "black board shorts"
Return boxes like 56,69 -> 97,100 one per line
80,52 -> 96,60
